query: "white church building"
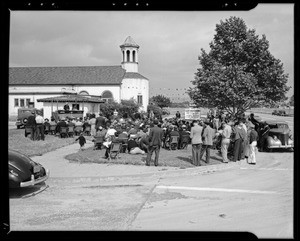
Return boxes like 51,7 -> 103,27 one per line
9,36 -> 149,119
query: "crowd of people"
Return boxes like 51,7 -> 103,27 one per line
24,108 -> 270,166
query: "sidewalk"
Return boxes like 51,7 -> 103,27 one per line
31,140 -> 241,181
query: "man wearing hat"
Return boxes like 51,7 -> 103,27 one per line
200,121 -> 215,163
247,122 -> 258,164
146,119 -> 164,166
26,111 -> 37,140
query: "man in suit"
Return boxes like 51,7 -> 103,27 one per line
190,120 -> 203,166
26,111 -> 37,140
200,121 -> 216,163
146,119 -> 164,166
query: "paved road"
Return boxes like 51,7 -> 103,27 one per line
9,146 -> 293,238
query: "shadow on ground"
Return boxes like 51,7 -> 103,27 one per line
9,182 -> 48,199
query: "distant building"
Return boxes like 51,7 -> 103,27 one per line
9,36 -> 149,119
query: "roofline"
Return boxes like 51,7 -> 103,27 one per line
9,65 -> 123,68
9,83 -> 122,86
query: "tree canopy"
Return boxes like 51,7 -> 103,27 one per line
150,94 -> 172,108
188,16 -> 290,117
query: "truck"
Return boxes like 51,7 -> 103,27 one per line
15,108 -> 43,129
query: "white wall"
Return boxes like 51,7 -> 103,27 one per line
122,63 -> 138,72
9,85 -> 121,117
121,78 -> 149,111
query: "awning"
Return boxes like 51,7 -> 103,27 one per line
37,95 -> 105,103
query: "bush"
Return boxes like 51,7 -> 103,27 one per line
99,98 -> 141,120
147,104 -> 163,119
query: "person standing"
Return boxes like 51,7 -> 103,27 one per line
63,102 -> 70,111
200,121 -> 215,164
95,113 -> 106,130
258,121 -> 270,152
249,113 -> 260,132
232,119 -> 247,162
146,119 -> 164,166
35,112 -> 45,141
88,114 -> 97,136
190,120 -> 203,166
175,111 -> 181,119
221,120 -> 233,163
248,122 -> 258,164
26,111 -> 37,140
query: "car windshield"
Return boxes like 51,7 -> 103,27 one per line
21,110 -> 31,114
277,124 -> 289,129
268,123 -> 289,130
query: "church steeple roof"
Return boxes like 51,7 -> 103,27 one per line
120,36 -> 139,48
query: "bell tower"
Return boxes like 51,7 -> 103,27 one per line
120,36 -> 139,73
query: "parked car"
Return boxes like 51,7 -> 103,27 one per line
263,121 -> 293,152
9,149 -> 50,188
272,109 -> 287,116
278,110 -> 287,116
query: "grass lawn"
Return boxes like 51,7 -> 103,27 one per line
65,145 -> 225,168
8,127 -> 225,169
8,128 -> 82,157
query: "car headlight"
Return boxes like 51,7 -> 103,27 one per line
9,169 -> 19,176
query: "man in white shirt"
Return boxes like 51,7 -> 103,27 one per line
221,120 -> 233,163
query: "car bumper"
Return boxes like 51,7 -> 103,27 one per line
20,169 -> 50,187
268,144 -> 293,149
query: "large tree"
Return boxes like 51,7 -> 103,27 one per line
188,16 -> 290,117
289,95 -> 294,106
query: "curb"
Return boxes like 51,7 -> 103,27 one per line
49,161 -> 241,185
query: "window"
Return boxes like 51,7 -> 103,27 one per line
79,90 -> 89,96
20,99 -> 25,107
14,99 -> 19,107
26,99 -> 30,107
101,90 -> 113,103
126,50 -> 130,62
133,50 -> 136,62
72,104 -> 79,110
137,95 -> 143,105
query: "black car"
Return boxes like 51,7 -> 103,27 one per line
9,149 -> 50,188
264,121 -> 293,152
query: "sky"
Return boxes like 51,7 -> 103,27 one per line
9,3 -> 294,100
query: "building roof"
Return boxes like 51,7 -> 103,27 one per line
120,36 -> 139,48
9,66 -> 126,85
124,72 -> 148,80
37,95 -> 105,103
